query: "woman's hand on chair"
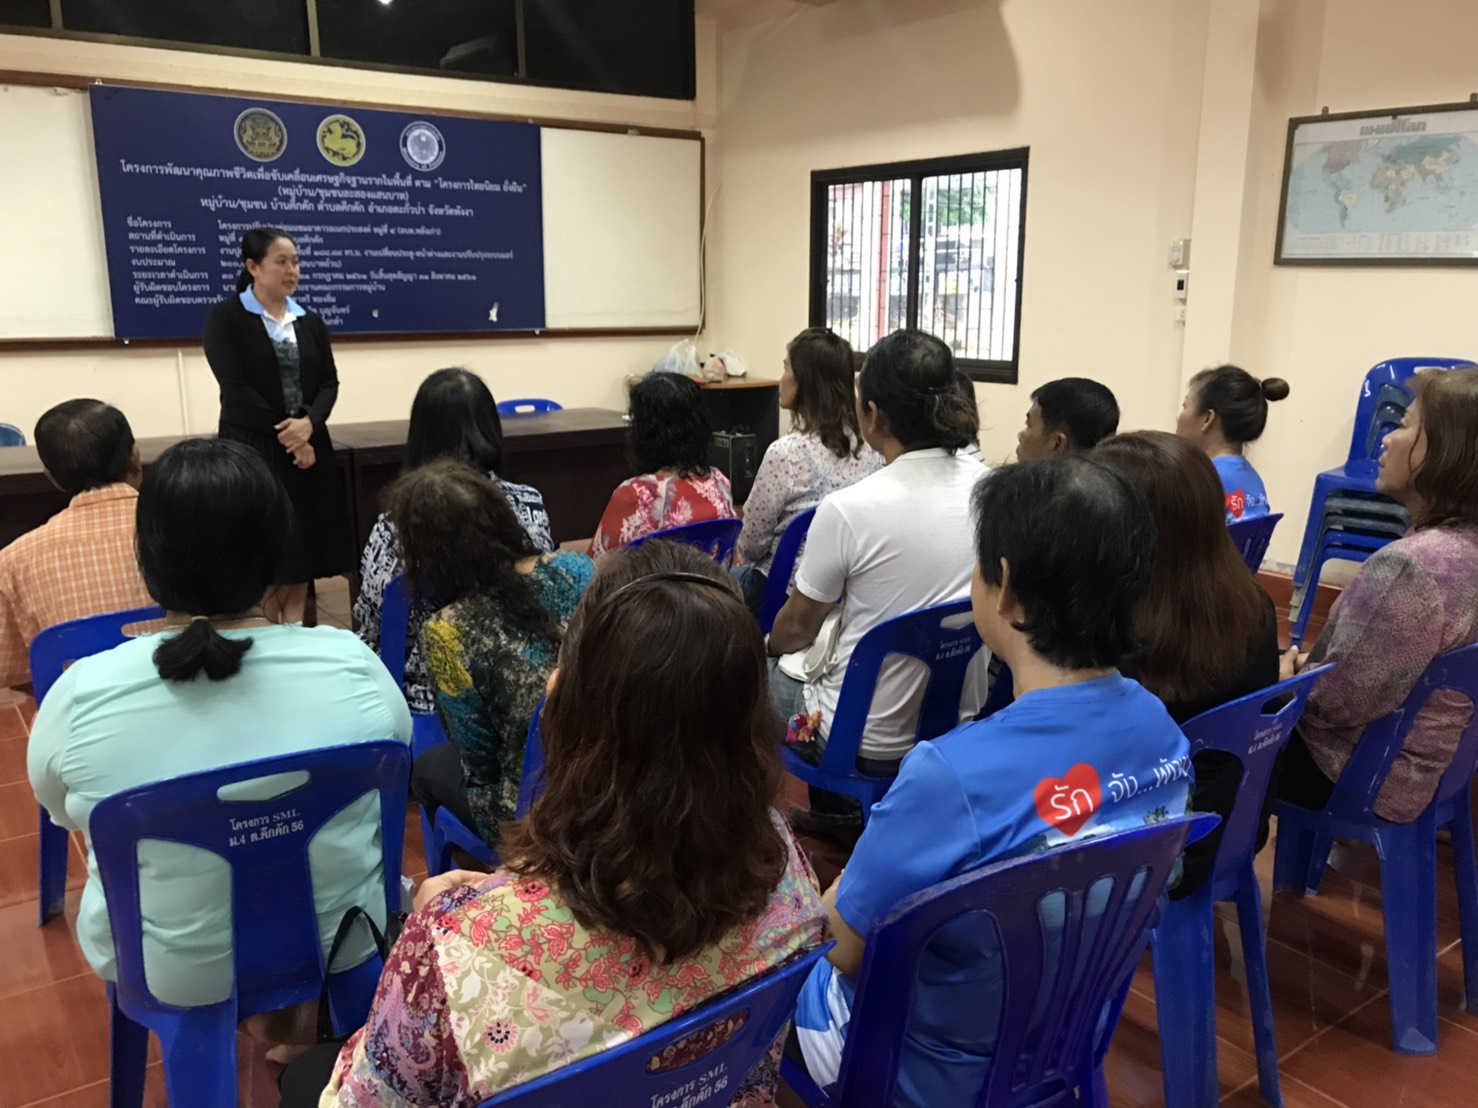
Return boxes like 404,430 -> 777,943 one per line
413,869 -> 488,912
1280,647 -> 1309,681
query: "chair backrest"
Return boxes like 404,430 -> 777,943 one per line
28,604 -> 167,703
626,518 -> 744,565
757,507 -> 816,635
379,573 -> 413,688
1324,641 -> 1478,820
818,600 -> 983,778
515,699 -> 546,818
832,814 -> 1218,1108
1226,512 -> 1282,572
1346,358 -> 1476,474
90,741 -> 410,1021
0,422 -> 25,447
1180,666 -> 1327,891
497,398 -> 563,417
479,944 -> 832,1106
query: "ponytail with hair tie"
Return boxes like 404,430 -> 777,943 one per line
153,619 -> 254,683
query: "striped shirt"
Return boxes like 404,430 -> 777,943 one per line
0,484 -> 154,688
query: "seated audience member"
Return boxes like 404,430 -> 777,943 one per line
590,372 -> 734,555
354,368 -> 554,712
733,328 -> 882,612
0,400 -> 154,690
1279,369 -> 1478,820
792,457 -> 1191,1107
27,439 -> 412,1022
1175,364 -> 1290,523
1015,377 -> 1120,460
386,460 -> 593,846
288,541 -> 825,1107
767,330 -> 985,827
1096,431 -> 1279,896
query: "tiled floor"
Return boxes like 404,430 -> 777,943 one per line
1,577 -> 1471,1106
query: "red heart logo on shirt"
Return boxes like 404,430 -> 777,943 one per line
1033,764 -> 1102,837
1226,490 -> 1246,519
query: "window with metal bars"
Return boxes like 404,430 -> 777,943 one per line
809,150 -> 1028,384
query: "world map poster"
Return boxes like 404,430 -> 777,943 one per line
1276,104 -> 1478,264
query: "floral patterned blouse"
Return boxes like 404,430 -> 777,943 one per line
735,433 -> 882,577
320,817 -> 826,1107
421,552 -> 595,843
353,476 -> 553,713
589,471 -> 734,557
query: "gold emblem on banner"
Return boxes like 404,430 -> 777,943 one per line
234,108 -> 287,162
317,114 -> 366,167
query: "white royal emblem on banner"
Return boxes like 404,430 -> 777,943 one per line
400,121 -> 446,171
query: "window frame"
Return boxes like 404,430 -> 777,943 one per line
808,149 -> 1029,385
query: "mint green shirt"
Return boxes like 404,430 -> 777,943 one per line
27,624 -> 413,1006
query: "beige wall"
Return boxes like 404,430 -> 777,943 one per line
0,28 -> 722,438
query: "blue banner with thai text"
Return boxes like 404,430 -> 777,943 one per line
90,84 -> 545,339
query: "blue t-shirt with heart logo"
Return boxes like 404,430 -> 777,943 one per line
1213,454 -> 1270,524
794,673 -> 1190,1107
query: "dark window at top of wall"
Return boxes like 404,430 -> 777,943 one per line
316,0 -> 518,77
523,0 -> 696,100
59,0 -> 310,54
0,0 -> 52,28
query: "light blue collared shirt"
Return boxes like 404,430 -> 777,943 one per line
239,287 -> 306,345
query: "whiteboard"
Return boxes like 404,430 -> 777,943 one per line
0,83 -> 702,339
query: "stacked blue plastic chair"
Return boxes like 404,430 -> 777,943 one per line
757,507 -> 817,635
1272,642 -> 1478,1054
1151,666 -> 1327,1108
781,600 -> 983,826
497,398 -> 563,416
480,944 -> 831,1106
1227,512 -> 1283,573
1289,357 -> 1475,643
782,814 -> 1218,1107
28,604 -> 165,925
0,422 -> 25,446
91,741 -> 410,1106
626,518 -> 744,566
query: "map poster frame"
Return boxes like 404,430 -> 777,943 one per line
1274,99 -> 1478,267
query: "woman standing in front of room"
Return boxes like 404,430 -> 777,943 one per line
202,227 -> 351,622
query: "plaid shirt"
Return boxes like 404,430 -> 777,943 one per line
0,484 -> 154,688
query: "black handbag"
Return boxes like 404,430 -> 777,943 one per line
314,904 -> 405,1044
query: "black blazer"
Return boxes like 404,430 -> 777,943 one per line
201,297 -> 339,435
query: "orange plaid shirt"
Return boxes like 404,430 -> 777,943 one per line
0,483 -> 154,688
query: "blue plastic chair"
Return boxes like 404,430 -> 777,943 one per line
781,600 -> 984,825
497,398 -> 563,417
0,422 -> 25,446
480,944 -> 832,1106
1288,526 -> 1393,645
626,518 -> 744,566
1227,512 -> 1283,573
91,741 -> 410,1106
1272,642 -> 1478,1054
1151,667 -> 1328,1108
28,604 -> 166,925
757,507 -> 816,635
783,814 -> 1219,1108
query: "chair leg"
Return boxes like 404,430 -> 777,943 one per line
1151,890 -> 1218,1108
1446,792 -> 1478,1015
107,984 -> 149,1108
1234,872 -> 1284,1108
38,813 -> 69,926
418,806 -> 440,877
1376,822 -> 1439,1054
1272,816 -> 1317,896
155,1004 -> 239,1107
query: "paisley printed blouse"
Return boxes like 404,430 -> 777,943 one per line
589,471 -> 734,557
320,818 -> 826,1106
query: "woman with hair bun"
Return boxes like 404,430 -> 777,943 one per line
28,438 -> 411,1027
1176,364 -> 1291,523
202,226 -> 350,623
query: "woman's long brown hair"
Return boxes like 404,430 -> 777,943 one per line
788,328 -> 864,460
497,541 -> 787,963
1094,431 -> 1271,706
1409,369 -> 1478,531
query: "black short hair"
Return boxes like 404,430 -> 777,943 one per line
138,439 -> 293,682
33,400 -> 135,496
1031,378 -> 1120,451
627,372 -> 713,477
972,457 -> 1156,669
405,367 -> 506,476
858,330 -> 977,453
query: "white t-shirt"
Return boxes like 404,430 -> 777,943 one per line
793,447 -> 988,760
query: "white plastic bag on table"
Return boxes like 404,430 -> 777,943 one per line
652,340 -> 700,378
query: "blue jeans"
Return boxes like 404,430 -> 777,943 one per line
731,564 -> 769,616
